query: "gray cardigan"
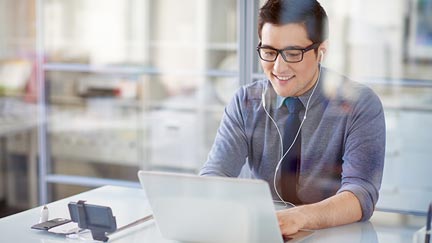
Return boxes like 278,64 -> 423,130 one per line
200,68 -> 385,221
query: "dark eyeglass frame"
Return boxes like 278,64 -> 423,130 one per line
256,42 -> 321,63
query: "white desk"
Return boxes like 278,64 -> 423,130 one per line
0,186 -> 425,243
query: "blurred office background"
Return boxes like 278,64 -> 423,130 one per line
0,0 -> 431,217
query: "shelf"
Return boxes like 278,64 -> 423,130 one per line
43,63 -> 147,74
147,102 -> 225,113
49,95 -> 144,108
47,95 -> 225,114
49,95 -> 85,106
44,62 -> 238,77
148,41 -> 237,51
206,42 -> 237,51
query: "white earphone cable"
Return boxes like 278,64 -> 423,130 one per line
261,62 -> 323,208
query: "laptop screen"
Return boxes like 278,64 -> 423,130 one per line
138,170 -> 284,243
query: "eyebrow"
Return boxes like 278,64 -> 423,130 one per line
260,44 -> 307,50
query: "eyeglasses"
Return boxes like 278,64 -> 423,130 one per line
256,42 -> 321,63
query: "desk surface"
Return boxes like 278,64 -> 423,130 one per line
0,185 -> 425,243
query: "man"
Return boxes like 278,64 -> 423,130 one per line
200,0 -> 385,236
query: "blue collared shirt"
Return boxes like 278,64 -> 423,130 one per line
200,67 -> 386,221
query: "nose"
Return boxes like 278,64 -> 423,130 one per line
273,54 -> 289,73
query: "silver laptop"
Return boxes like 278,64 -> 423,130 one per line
138,170 -> 314,243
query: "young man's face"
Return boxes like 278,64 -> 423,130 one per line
260,23 -> 322,97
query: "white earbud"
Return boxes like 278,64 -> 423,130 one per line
319,50 -> 324,63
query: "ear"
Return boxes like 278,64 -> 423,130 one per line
318,40 -> 328,63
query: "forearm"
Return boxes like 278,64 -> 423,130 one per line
277,191 -> 362,235
299,191 -> 362,229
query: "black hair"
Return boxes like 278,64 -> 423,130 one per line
258,0 -> 328,44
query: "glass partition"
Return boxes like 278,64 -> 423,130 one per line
39,0 -> 238,201
1,0 -> 430,215
0,0 -> 39,212
254,0 -> 432,214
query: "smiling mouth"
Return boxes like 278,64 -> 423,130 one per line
274,74 -> 295,81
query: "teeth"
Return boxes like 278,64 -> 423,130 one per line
276,75 -> 293,80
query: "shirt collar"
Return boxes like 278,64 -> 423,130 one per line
276,95 -> 286,108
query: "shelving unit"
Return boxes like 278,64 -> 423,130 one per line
35,0 -> 255,204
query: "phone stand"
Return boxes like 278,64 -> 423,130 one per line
68,200 -> 117,242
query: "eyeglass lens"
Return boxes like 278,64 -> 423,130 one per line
258,48 -> 304,62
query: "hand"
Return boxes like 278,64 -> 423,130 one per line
276,206 -> 309,236
276,192 -> 363,236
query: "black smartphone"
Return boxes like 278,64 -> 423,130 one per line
68,202 -> 116,231
31,218 -> 72,230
